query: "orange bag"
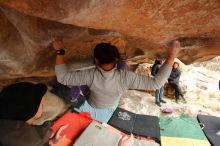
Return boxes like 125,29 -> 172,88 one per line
51,112 -> 92,146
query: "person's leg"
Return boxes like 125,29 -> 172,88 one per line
172,83 -> 180,103
155,89 -> 161,107
72,94 -> 86,108
175,83 -> 186,102
159,86 -> 166,103
80,85 -> 90,99
155,89 -> 160,103
75,100 -> 115,123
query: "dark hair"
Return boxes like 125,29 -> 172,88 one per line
154,59 -> 160,64
94,43 -> 120,65
173,62 -> 180,67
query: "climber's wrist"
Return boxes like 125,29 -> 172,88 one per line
56,49 -> 65,55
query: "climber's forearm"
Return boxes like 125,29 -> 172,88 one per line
164,40 -> 181,66
56,55 -> 65,65
52,37 -> 65,65
164,55 -> 175,66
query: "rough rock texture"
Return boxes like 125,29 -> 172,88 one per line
0,0 -> 220,81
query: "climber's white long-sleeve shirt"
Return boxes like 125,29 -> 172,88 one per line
55,64 -> 172,109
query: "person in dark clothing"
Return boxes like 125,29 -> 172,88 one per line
0,82 -> 66,146
151,59 -> 166,107
168,62 -> 186,103
151,59 -> 160,76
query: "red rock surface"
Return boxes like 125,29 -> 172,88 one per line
0,0 -> 220,80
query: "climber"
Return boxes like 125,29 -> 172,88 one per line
168,62 -> 187,103
151,58 -> 166,107
53,37 -> 181,123
69,59 -> 128,105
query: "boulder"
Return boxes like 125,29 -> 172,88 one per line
0,0 -> 220,82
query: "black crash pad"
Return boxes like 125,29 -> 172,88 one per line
197,114 -> 220,146
108,108 -> 160,143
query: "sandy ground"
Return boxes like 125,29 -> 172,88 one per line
119,90 -> 220,118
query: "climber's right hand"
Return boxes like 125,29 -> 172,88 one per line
52,37 -> 64,50
167,40 -> 181,59
165,40 -> 181,65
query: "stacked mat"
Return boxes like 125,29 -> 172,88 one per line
108,108 -> 160,143
160,115 -> 211,146
51,112 -> 92,146
197,115 -> 220,146
74,121 -> 160,146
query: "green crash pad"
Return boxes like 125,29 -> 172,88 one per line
160,115 -> 207,140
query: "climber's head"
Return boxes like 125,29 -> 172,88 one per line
94,43 -> 120,71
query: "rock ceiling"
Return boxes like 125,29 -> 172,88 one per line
0,0 -> 219,79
